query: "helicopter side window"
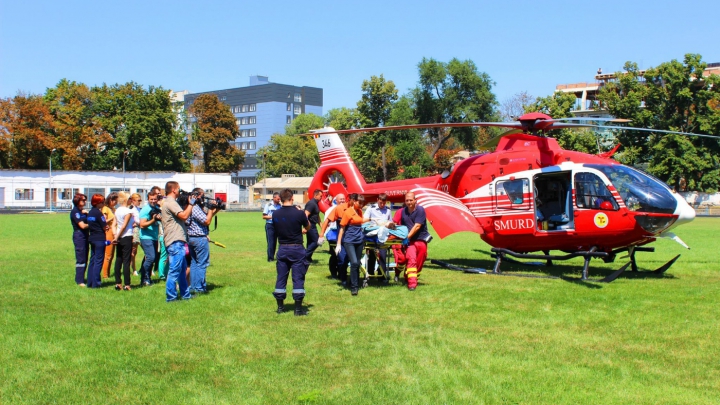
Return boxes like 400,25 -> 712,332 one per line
574,172 -> 618,210
496,179 -> 530,209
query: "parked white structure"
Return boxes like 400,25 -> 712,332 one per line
0,170 -> 241,209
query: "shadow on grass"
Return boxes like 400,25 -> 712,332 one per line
427,255 -> 674,287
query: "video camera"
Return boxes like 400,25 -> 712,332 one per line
177,189 -> 201,209
200,195 -> 226,211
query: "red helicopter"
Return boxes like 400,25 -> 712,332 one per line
305,113 -> 699,282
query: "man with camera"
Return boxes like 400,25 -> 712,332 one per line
186,187 -> 219,294
161,181 -> 195,302
139,190 -> 162,286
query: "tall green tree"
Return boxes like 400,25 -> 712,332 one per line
92,82 -> 190,172
188,94 -> 244,173
258,113 -> 324,178
44,79 -> 111,170
0,93 -> 56,169
355,75 -> 399,181
412,58 -> 498,158
598,54 -> 720,191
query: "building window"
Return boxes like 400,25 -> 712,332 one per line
248,141 -> 256,150
15,188 -> 34,200
286,115 -> 292,124
87,187 -> 107,196
294,93 -> 302,102
221,96 -> 227,101
240,103 -> 256,113
249,116 -> 256,124
59,188 -> 80,200
286,102 -> 291,111
294,105 -> 302,115
249,103 -> 256,112
241,128 -> 256,137
237,116 -> 257,126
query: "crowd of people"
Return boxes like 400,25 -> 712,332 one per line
69,181 -> 219,302
70,185 -> 430,314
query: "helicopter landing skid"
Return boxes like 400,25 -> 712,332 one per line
610,246 -> 680,275
490,247 -> 626,283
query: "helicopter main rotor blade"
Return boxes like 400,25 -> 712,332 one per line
303,122 -> 522,136
553,117 -> 632,123
592,125 -> 720,140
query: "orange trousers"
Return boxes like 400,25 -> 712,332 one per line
101,228 -> 115,278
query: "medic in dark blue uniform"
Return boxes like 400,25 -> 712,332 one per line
272,188 -> 311,316
70,193 -> 89,286
86,194 -> 108,288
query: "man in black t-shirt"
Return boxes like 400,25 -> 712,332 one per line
304,189 -> 322,262
272,188 -> 311,316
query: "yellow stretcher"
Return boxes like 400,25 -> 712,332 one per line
328,239 -> 406,288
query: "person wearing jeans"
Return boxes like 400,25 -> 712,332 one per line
186,188 -> 217,293
161,181 -> 195,302
336,194 -> 368,296
139,190 -> 162,286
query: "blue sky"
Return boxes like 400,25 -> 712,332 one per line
1,0 -> 717,112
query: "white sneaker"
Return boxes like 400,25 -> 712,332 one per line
133,271 -> 138,276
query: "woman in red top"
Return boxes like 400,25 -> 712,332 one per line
336,194 -> 368,296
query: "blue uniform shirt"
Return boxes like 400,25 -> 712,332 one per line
401,205 -> 431,242
87,207 -> 107,242
263,201 -> 281,224
70,207 -> 88,235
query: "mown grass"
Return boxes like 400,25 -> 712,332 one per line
1,213 -> 718,404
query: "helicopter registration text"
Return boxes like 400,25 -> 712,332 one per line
494,218 -> 535,231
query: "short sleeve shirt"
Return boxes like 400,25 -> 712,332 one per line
272,206 -> 309,245
139,204 -> 160,240
364,205 -> 392,222
186,205 -> 209,237
304,198 -> 320,226
263,202 -> 281,224
115,206 -> 139,239
101,206 -> 115,229
70,207 -> 88,235
87,207 -> 107,242
340,206 -> 365,244
161,197 -> 188,247
401,205 -> 431,242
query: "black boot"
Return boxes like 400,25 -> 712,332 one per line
276,299 -> 285,314
294,300 -> 306,316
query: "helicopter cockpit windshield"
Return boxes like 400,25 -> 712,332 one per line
585,164 -> 677,214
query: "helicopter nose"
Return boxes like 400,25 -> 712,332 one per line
672,194 -> 696,229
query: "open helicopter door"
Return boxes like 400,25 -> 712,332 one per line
492,177 -> 535,236
533,171 -> 574,231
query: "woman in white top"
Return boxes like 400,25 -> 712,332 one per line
113,192 -> 139,290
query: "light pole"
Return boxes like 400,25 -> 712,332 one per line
122,150 -> 129,191
49,148 -> 57,211
262,153 -> 267,202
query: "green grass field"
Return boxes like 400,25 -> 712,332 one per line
1,213 -> 719,404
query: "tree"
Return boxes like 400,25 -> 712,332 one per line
92,82 -> 190,172
188,94 -> 244,173
258,113 -> 324,178
412,58 -> 498,158
0,93 -> 56,169
355,75 -> 399,182
599,54 -> 720,191
44,79 -> 111,170
500,91 -> 534,122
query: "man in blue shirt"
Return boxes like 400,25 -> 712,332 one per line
262,192 -> 281,262
400,192 -> 431,291
186,188 -> 218,294
139,190 -> 161,286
